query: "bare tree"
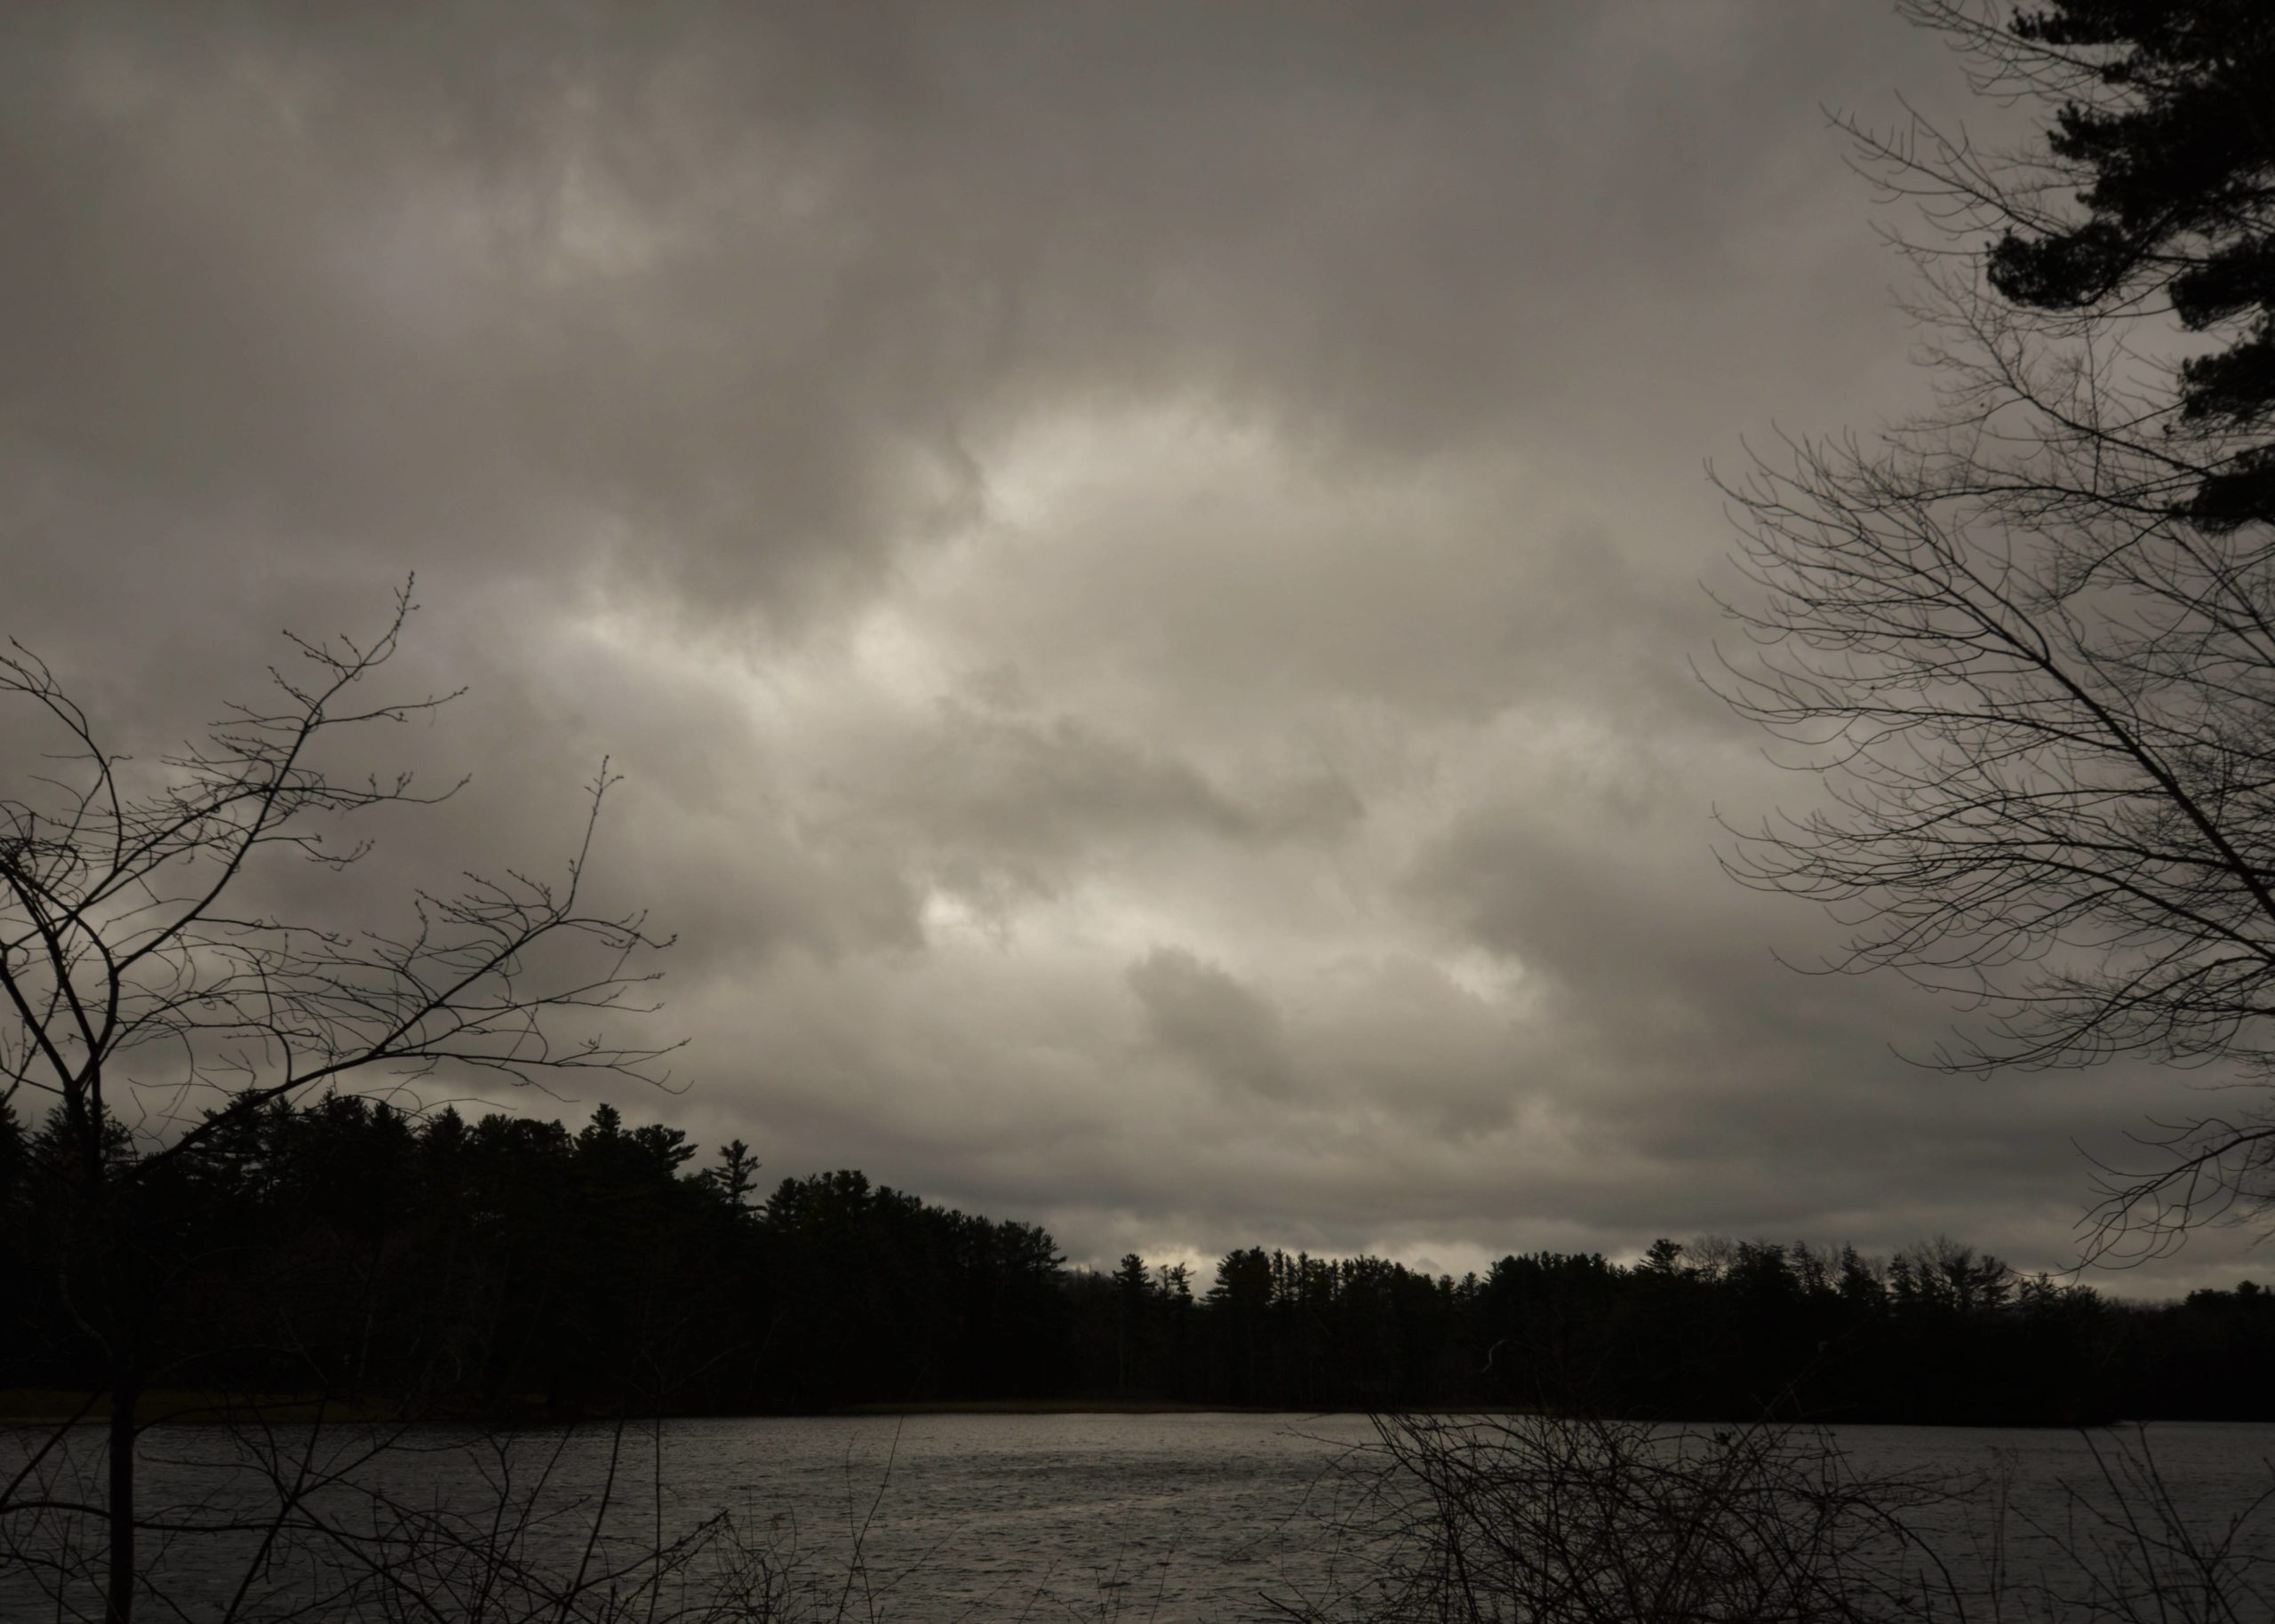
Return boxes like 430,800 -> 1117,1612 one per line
1710,1 -> 2275,1262
0,582 -> 677,1622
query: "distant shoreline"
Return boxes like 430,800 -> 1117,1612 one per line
0,1389 -> 1421,1425
839,1398 -> 1293,1415
3,1389 -> 2159,1429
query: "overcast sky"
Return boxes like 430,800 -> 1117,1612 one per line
4,2 -> 2261,1294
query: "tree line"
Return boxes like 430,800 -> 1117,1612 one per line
4,1090 -> 2268,1426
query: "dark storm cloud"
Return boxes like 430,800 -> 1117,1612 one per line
850,701 -> 1367,905
1128,947 -> 1297,1101
1,0 -> 1926,631
3,1 -> 2256,1294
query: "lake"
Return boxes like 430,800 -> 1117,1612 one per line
4,1412 -> 2272,1620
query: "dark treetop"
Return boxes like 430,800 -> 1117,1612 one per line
4,1093 -> 2269,1426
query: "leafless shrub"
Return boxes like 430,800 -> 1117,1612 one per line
2010,1429 -> 2275,1624
1281,1414 -> 1959,1624
1277,1415 -> 2275,1624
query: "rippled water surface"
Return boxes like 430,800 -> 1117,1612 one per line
5,1413 -> 2271,1620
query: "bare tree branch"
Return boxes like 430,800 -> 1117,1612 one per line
0,580 -> 679,1621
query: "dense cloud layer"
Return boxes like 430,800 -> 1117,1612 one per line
4,3 -> 2257,1292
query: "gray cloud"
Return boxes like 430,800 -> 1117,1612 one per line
1128,946 -> 1297,1101
3,1 -> 2260,1296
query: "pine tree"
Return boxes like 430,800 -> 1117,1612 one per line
1968,0 -> 2275,526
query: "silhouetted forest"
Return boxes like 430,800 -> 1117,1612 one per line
4,1094 -> 2269,1425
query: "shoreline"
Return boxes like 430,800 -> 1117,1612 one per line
839,1397 -> 1257,1415
2,1389 -> 2173,1429
0,1390 -> 1392,1426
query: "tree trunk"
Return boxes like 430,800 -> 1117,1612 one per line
106,1373 -> 136,1624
